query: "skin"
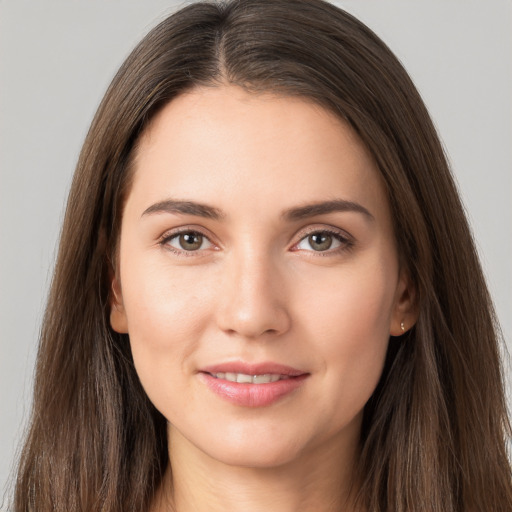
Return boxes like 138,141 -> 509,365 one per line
111,85 -> 415,512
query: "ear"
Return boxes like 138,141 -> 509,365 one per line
390,269 -> 418,336
110,273 -> 129,334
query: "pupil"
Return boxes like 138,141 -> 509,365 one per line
180,232 -> 202,250
309,233 -> 332,251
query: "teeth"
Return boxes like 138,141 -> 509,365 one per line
253,374 -> 279,384
236,373 -> 253,383
212,372 -> 288,384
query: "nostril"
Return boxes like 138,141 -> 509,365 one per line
214,264 -> 292,338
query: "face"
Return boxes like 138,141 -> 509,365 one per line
111,85 -> 414,469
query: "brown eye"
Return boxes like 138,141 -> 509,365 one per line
179,232 -> 203,250
295,230 -> 348,253
165,231 -> 212,252
308,233 -> 333,251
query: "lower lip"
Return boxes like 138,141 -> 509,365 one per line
199,373 -> 309,407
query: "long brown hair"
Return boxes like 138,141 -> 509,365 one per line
13,1 -> 512,510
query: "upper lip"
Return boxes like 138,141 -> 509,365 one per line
200,361 -> 307,377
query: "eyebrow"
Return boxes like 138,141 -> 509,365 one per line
142,199 -> 225,220
282,199 -> 374,222
141,198 -> 374,222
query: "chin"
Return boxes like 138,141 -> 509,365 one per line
190,426 -> 307,469
210,443 -> 302,469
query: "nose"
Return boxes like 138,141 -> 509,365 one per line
215,250 -> 291,339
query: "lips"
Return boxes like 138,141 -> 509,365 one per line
210,372 -> 288,384
198,361 -> 309,407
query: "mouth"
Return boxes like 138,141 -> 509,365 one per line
199,362 -> 309,407
200,361 -> 307,381
208,372 -> 293,384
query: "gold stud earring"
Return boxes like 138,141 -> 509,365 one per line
400,321 -> 405,332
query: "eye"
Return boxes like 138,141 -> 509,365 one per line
294,230 -> 350,253
163,230 -> 213,253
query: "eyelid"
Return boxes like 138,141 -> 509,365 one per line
156,223 -> 354,257
290,224 -> 354,254
158,225 -> 219,256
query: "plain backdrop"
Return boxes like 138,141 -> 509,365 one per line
1,0 -> 511,505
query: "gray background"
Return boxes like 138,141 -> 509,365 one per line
1,0 -> 511,505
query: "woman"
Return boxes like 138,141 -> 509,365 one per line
13,0 -> 512,510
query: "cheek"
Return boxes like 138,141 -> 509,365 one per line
297,259 -> 396,415
119,256 -> 216,405
298,254 -> 396,342
121,248 -> 216,340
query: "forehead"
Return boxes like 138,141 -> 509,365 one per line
127,85 -> 389,222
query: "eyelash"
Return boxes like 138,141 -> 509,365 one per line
292,227 -> 354,256
158,226 -> 354,257
158,228 -> 216,258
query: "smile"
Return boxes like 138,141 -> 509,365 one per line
209,372 -> 291,384
199,362 -> 309,407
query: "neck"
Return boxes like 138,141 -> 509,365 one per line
152,423 -> 362,512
